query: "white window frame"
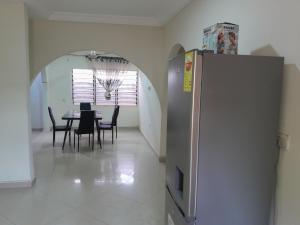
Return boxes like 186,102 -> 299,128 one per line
72,69 -> 138,106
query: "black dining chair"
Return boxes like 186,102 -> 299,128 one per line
80,102 -> 91,111
48,107 -> 71,147
74,110 -> 95,151
98,106 -> 120,144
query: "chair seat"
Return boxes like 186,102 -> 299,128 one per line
100,121 -> 112,125
55,125 -> 70,131
100,121 -> 117,126
99,124 -> 113,129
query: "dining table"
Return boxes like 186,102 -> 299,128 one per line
61,110 -> 103,150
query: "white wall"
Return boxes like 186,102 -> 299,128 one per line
30,73 -> 43,130
0,2 -> 34,184
139,72 -> 162,156
43,55 -> 139,129
30,20 -> 165,102
29,20 -> 166,157
165,0 -> 300,224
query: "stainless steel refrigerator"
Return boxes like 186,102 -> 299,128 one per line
166,50 -> 283,225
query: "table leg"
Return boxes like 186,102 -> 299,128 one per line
96,119 -> 102,149
62,119 -> 71,150
69,120 -> 73,146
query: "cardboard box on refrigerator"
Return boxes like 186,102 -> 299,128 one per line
203,22 -> 239,55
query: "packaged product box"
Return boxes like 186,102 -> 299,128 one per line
203,22 -> 239,55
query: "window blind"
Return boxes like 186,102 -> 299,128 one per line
72,69 -> 138,106
72,69 -> 94,105
116,71 -> 138,106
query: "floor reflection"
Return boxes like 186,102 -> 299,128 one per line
0,128 -> 167,225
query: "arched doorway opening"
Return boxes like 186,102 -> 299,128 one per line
160,44 -> 186,160
168,43 -> 185,60
29,50 -> 166,225
30,50 -> 162,154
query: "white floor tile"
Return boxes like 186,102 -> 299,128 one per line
0,128 -> 165,225
46,210 -> 107,225
0,215 -> 15,225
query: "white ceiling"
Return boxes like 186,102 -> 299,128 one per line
19,0 -> 192,26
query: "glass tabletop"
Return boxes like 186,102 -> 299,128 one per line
62,110 -> 102,120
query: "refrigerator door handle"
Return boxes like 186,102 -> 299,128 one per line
166,185 -> 196,224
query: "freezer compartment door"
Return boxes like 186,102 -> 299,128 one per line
166,50 -> 202,218
165,187 -> 195,225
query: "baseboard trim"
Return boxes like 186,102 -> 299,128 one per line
0,177 -> 36,189
139,128 -> 159,155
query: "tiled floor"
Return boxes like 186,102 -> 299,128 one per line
0,128 -> 166,225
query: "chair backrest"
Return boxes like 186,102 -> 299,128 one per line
48,106 -> 56,127
112,106 -> 120,125
78,110 -> 95,133
80,102 -> 91,111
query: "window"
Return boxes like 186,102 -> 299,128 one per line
72,69 -> 94,105
72,69 -> 138,106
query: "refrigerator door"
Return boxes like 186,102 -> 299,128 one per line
196,54 -> 283,225
166,50 -> 202,222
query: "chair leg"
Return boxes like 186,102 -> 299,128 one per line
89,134 -> 90,147
77,134 -> 80,152
53,130 -> 55,147
99,133 -> 102,149
98,129 -> 102,149
62,120 -> 71,150
112,128 -> 114,144
69,130 -> 71,146
74,132 -> 75,149
92,133 -> 94,150
69,120 -> 73,147
116,126 -> 117,139
103,130 -> 104,143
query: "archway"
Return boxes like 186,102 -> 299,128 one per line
159,43 -> 186,160
29,50 -> 166,225
30,21 -> 167,158
168,43 -> 185,60
30,50 -> 162,156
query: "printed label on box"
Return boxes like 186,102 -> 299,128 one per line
184,51 -> 194,92
203,22 -> 239,55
